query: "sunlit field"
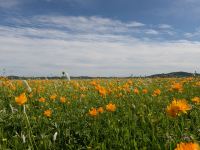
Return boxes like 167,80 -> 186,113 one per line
0,77 -> 200,149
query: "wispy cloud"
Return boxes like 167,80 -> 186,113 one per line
184,28 -> 200,38
0,15 -> 199,76
145,29 -> 159,35
8,15 -> 176,38
158,24 -> 172,29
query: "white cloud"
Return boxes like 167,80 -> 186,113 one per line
145,29 -> 159,35
184,28 -> 200,38
158,24 -> 172,29
0,16 -> 199,76
28,16 -> 144,35
126,21 -> 145,27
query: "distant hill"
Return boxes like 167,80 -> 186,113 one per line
2,71 -> 200,80
148,71 -> 199,78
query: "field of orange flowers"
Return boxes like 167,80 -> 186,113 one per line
0,77 -> 200,149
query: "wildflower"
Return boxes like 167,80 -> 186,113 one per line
44,110 -> 52,117
171,82 -> 183,92
39,97 -> 45,102
192,97 -> 200,104
90,80 -> 97,86
50,94 -> 57,101
117,93 -> 123,98
196,81 -> 200,86
106,103 -> 116,112
174,142 -> 200,150
123,83 -> 130,90
133,88 -> 139,94
127,80 -> 133,85
60,97 -> 66,103
29,93 -> 33,98
152,89 -> 161,96
97,107 -> 104,113
15,93 -> 27,105
99,87 -> 107,97
166,99 -> 191,117
89,108 -> 98,117
142,89 -> 148,94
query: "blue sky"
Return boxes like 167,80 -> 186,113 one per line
0,0 -> 200,76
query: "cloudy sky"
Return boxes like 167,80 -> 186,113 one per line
0,0 -> 200,77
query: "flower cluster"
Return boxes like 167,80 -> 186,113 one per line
166,99 -> 191,117
88,103 -> 116,117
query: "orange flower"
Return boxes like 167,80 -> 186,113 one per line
97,107 -> 104,113
192,97 -> 200,104
196,81 -> 200,86
133,88 -> 139,94
127,80 -> 133,85
152,89 -> 161,96
95,85 -> 107,97
174,142 -> 200,150
99,87 -> 107,97
44,110 -> 52,117
29,93 -> 33,98
50,94 -> 57,100
89,108 -> 98,117
171,82 -> 183,92
117,93 -> 123,98
15,93 -> 27,105
142,89 -> 148,94
39,97 -> 45,102
90,81 -> 97,86
60,97 -> 66,103
106,103 -> 116,112
166,99 -> 191,117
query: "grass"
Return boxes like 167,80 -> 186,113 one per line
0,77 -> 200,149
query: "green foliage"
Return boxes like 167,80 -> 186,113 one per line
0,77 -> 200,149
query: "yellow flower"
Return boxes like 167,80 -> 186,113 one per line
192,97 -> 200,104
50,94 -> 57,101
99,87 -> 106,97
15,93 -> 27,105
89,108 -> 98,117
174,142 -> 200,150
166,99 -> 191,117
39,97 -> 45,102
97,107 -> 104,113
196,81 -> 200,86
60,97 -> 66,103
152,89 -> 161,96
106,103 -> 116,112
127,80 -> 133,85
90,81 -> 97,86
44,110 -> 52,117
95,85 -> 107,97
